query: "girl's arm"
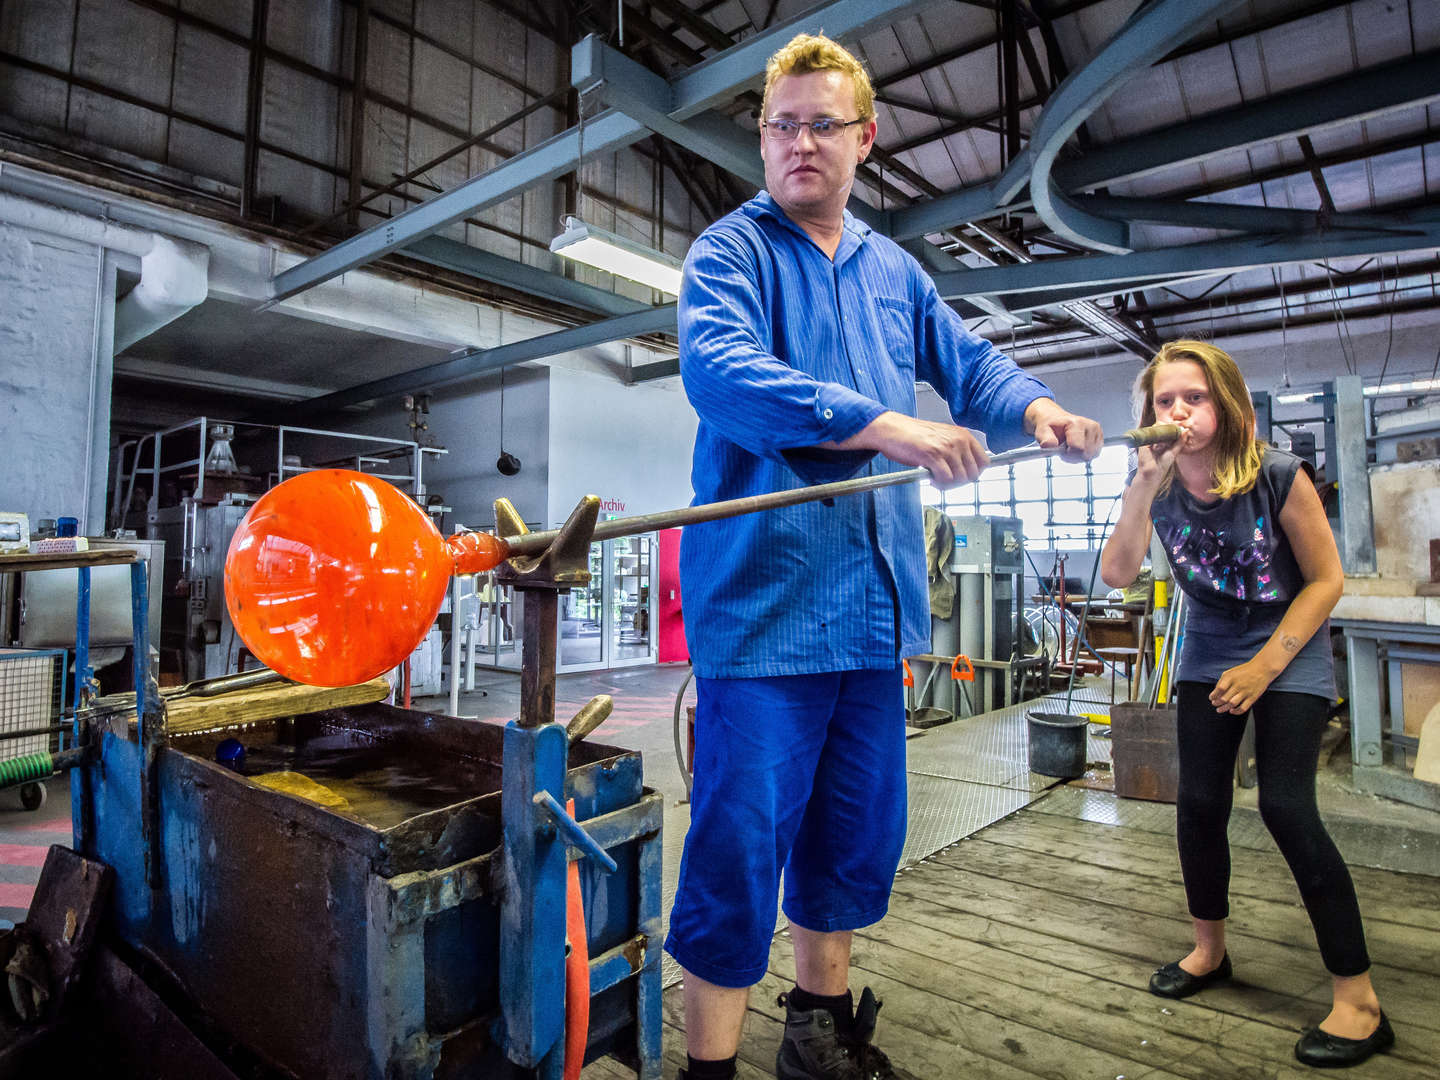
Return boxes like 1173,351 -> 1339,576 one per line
1100,442 -> 1177,588
1209,468 -> 1344,714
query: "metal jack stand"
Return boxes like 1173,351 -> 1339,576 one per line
493,494 -> 663,1080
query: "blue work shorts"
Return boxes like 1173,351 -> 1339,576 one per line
663,666 -> 907,988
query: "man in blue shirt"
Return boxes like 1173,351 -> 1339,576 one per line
666,33 -> 1103,1080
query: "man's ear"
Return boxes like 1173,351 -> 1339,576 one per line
856,118 -> 878,162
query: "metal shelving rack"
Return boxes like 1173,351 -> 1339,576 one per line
0,548 -> 149,822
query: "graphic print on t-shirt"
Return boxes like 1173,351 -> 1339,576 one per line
1158,516 -> 1281,603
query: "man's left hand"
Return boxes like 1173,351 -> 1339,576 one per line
1025,399 -> 1103,462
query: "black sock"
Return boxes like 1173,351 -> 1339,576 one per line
685,1053 -> 737,1079
789,985 -> 853,1030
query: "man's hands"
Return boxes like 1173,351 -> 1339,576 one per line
826,411 -> 989,487
1025,398 -> 1104,463
824,398 -> 1105,490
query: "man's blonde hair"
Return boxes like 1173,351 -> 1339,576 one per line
762,33 -> 875,123
1133,339 -> 1266,500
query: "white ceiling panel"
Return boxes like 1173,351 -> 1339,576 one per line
179,0 -> 253,39
74,0 -> 175,105
413,40 -> 473,135
266,0 -> 344,72
172,24 -> 249,132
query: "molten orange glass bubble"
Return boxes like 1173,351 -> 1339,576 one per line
223,470 -> 508,687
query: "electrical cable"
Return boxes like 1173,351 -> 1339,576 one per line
1322,260 -> 1357,373
672,666 -> 693,800
1375,256 -> 1396,390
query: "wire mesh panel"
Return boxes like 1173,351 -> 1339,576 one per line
0,648 -> 65,758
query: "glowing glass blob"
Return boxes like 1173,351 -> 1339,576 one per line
224,470 -> 506,687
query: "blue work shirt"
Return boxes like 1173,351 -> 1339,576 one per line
677,192 -> 1054,679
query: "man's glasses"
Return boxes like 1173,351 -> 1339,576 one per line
762,117 -> 864,141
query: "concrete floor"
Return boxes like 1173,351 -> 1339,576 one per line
2,662 -> 1437,1080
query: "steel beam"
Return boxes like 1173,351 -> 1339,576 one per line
930,211 -> 1440,299
1055,49 -> 1440,193
887,148 -> 1032,241
895,48 -> 1440,246
1072,195 -> 1421,236
665,0 -> 936,117
405,235 -> 649,318
571,39 -> 892,231
1004,274 -> 1220,312
269,0 -> 936,303
572,37 -> 766,187
279,304 -> 678,418
241,0 -> 269,219
1027,0 -> 1250,253
1327,376 -> 1376,575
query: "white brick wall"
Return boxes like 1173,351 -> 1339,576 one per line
0,221 -> 103,526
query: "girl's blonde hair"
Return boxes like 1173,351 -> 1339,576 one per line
1133,340 -> 1265,499
762,33 -> 876,124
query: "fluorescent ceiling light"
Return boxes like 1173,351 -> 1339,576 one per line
550,216 -> 683,296
1365,376 -> 1440,397
1275,376 -> 1440,405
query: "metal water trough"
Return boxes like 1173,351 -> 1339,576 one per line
73,701 -> 662,1079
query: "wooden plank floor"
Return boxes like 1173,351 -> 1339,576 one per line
589,799 -> 1440,1079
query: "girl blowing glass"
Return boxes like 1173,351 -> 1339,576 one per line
1100,340 -> 1392,1069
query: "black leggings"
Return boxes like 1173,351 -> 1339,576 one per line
1175,682 -> 1370,976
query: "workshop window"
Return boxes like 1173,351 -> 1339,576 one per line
922,443 -> 1131,551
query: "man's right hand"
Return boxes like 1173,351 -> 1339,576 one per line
823,411 -> 989,488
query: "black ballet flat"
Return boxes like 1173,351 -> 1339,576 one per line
1294,1012 -> 1394,1069
1147,953 -> 1232,999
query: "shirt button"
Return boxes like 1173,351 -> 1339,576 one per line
823,408 -> 834,419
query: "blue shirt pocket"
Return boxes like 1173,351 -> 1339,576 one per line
874,295 -> 916,372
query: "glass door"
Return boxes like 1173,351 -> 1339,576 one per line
559,542 -> 606,669
551,535 -> 657,672
474,573 -> 521,672
609,535 -> 655,666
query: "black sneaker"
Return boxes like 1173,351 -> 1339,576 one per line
776,992 -> 864,1080
840,988 -> 905,1080
776,988 -> 904,1080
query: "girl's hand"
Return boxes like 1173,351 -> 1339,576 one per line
1209,659 -> 1277,715
1132,434 -> 1183,489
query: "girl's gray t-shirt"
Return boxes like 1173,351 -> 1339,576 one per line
1147,446 -> 1336,699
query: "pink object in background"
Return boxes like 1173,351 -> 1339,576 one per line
656,528 -> 688,664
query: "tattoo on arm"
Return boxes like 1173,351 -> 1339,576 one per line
1280,634 -> 1302,654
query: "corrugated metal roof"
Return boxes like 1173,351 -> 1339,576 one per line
1,0 -> 1436,404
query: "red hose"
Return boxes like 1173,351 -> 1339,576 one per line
564,798 -> 590,1080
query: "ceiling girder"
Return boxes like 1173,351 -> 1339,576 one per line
267,0 -> 1440,401
887,46 -> 1440,243
268,0 -> 934,305
1055,48 -> 1440,193
1073,196 -> 1421,236
279,304 -> 679,420
1027,0 -> 1252,254
403,236 -> 649,318
930,210 -> 1440,301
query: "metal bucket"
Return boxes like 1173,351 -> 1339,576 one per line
908,705 -> 954,729
1027,710 -> 1088,778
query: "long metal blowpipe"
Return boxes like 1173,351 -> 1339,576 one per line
497,424 -> 1180,559
224,423 -> 1177,686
